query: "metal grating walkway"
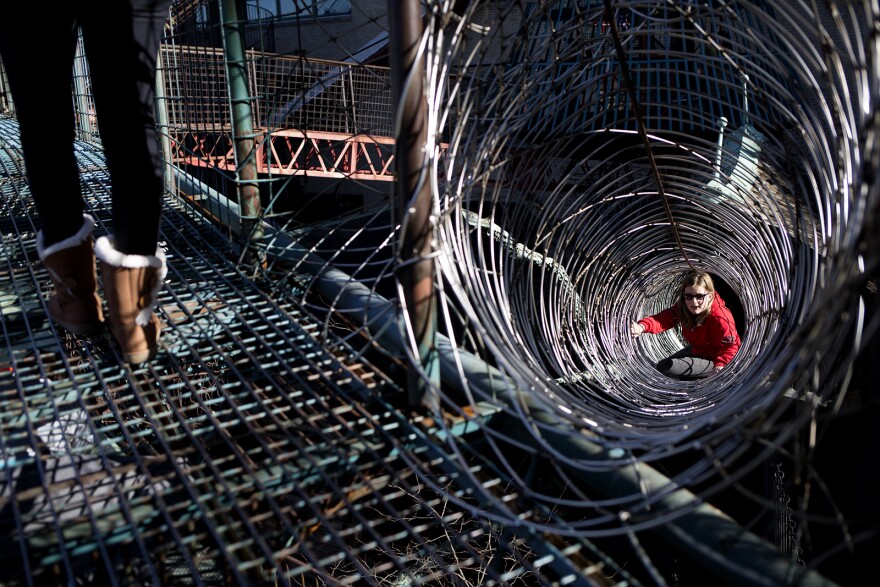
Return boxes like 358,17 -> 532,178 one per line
0,117 -> 627,586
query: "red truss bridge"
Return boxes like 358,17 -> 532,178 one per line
173,128 -> 446,181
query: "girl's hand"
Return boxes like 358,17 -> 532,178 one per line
630,322 -> 645,337
713,365 -> 723,373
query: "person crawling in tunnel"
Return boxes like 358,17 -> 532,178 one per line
630,271 -> 741,379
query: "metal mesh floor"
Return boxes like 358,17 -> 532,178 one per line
2,1 -> 878,583
0,117 -> 632,586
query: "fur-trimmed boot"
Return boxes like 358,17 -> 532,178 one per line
94,237 -> 167,364
36,214 -> 104,335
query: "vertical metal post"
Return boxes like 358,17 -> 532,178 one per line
72,36 -> 94,142
155,58 -> 176,194
714,116 -> 728,180
389,0 -> 438,406
219,0 -> 264,265
0,57 -> 10,113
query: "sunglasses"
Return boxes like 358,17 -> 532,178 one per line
683,293 -> 710,301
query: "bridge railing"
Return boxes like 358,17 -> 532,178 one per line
160,45 -> 393,136
158,44 -> 397,182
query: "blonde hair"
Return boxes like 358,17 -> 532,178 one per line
676,271 -> 715,330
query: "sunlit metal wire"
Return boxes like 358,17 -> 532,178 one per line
1,0 -> 878,584
415,0 -> 880,538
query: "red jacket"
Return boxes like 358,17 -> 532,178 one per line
638,293 -> 741,367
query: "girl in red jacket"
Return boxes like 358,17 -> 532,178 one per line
630,271 -> 741,379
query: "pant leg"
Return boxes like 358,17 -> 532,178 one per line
656,346 -> 715,379
77,0 -> 173,256
0,7 -> 83,246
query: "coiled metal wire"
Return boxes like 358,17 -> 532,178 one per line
406,0 -> 880,535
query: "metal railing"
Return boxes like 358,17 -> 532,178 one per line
160,45 -> 393,135
158,44 -> 396,181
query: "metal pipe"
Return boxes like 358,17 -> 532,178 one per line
218,0 -> 264,264
715,116 -> 728,180
72,36 -> 95,143
389,0 -> 438,406
154,60 -> 175,194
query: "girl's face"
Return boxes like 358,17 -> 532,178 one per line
683,285 -> 712,315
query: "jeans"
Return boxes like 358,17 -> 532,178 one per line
0,0 -> 173,255
656,346 -> 715,379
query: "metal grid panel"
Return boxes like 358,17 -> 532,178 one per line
0,118 -> 625,586
160,46 -> 393,137
161,45 -> 232,130
254,56 -> 393,136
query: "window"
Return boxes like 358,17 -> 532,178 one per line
252,0 -> 351,19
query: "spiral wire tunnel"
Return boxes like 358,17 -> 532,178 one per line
413,0 -> 879,564
0,0 -> 878,585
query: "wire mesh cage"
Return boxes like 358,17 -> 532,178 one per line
0,0 -> 878,585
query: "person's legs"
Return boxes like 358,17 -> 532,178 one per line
656,346 -> 715,379
0,8 -> 105,334
73,1 -> 173,363
0,6 -> 82,245
78,0 -> 173,256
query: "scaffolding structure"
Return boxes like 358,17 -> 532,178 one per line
1,1 -> 878,585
